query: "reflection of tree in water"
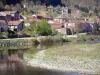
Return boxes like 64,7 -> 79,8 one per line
0,49 -> 25,75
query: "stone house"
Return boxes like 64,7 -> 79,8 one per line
0,20 -> 8,32
49,21 -> 67,35
0,11 -> 23,21
54,15 -> 67,23
64,22 -> 76,35
0,11 -> 24,32
0,20 -> 24,32
64,20 -> 94,35
8,21 -> 24,31
47,6 -> 54,12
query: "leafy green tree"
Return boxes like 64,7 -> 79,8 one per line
79,7 -> 89,13
35,20 -> 52,36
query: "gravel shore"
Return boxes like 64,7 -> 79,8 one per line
24,43 -> 100,75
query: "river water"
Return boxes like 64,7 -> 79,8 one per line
0,43 -> 100,75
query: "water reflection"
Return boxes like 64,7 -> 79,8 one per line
0,49 -> 24,75
0,48 -> 92,75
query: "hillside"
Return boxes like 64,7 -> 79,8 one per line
0,0 -> 100,14
0,0 -> 100,7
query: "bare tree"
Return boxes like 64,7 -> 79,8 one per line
10,4 -> 16,11
5,4 -> 11,10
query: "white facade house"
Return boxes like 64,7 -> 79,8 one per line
64,22 -> 75,28
24,23 -> 30,27
54,15 -> 67,23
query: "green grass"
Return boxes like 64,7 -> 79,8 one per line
45,43 -> 100,59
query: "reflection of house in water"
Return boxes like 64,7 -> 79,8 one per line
0,49 -> 24,75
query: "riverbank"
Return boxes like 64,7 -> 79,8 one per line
24,43 -> 100,75
0,36 -> 100,74
0,35 -> 100,48
0,36 -> 69,47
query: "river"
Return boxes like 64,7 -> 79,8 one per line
0,43 -> 100,75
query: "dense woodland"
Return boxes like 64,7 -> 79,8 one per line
0,0 -> 100,15
0,0 -> 99,9
0,0 -> 100,7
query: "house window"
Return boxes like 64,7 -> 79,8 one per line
14,26 -> 17,29
11,26 -> 14,31
11,26 -> 14,29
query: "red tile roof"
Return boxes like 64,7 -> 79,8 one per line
0,20 -> 23,26
50,23 -> 64,29
3,11 -> 9,15
0,20 -> 6,24
0,11 -> 16,16
8,20 -> 23,26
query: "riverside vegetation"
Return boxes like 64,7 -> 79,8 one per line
0,34 -> 100,47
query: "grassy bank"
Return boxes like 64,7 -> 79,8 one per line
36,35 -> 100,44
76,35 -> 100,42
37,36 -> 70,44
0,38 -> 32,48
0,35 -> 100,47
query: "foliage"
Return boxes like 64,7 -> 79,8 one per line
2,0 -> 100,16
0,32 -> 8,39
23,20 -> 54,36
31,38 -> 39,45
22,9 -> 28,16
37,36 -> 70,44
4,4 -> 11,10
15,3 -> 22,11
35,20 -> 52,36
22,22 -> 36,36
10,4 -> 16,11
75,5 -> 89,13
76,35 -> 100,43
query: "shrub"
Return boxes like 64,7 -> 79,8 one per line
0,32 -> 8,39
35,20 -> 52,36
76,35 -> 100,43
31,38 -> 39,45
22,10 -> 28,16
37,36 -> 70,44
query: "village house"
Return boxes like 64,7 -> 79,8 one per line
54,15 -> 67,23
48,20 -> 66,34
8,20 -> 24,31
0,20 -> 8,32
0,11 -> 24,32
26,13 -> 53,25
23,8 -> 96,36
47,6 -> 54,12
64,19 -> 95,35
49,16 -> 95,35
0,20 -> 24,32
61,7 -> 68,15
